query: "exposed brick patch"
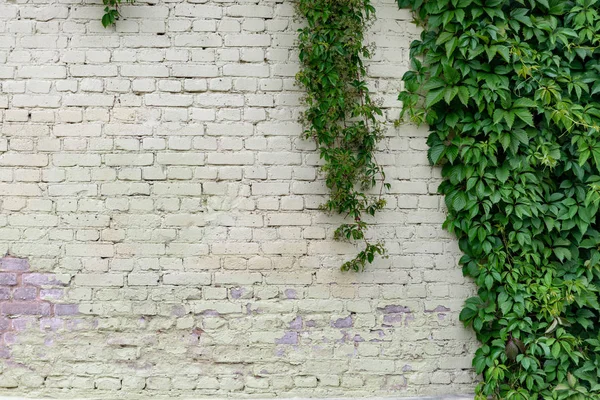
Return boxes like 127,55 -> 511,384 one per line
0,256 -> 78,359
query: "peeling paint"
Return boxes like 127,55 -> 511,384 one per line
275,331 -> 298,345
332,315 -> 353,328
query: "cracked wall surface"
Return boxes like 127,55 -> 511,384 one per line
0,0 -> 478,397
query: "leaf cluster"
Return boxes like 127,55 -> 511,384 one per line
398,0 -> 600,397
101,0 -> 135,27
296,0 -> 389,271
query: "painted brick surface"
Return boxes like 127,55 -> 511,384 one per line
0,0 -> 478,397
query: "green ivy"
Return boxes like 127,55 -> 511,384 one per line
399,0 -> 600,397
101,0 -> 135,27
296,0 -> 389,272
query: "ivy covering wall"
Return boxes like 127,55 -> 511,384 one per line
399,0 -> 600,398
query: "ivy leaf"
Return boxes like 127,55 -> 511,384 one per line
513,108 -> 535,126
459,306 -> 477,322
553,247 -> 571,262
504,110 -> 515,128
496,166 -> 510,183
425,88 -> 445,108
102,13 -> 112,27
452,192 -> 468,211
513,129 -> 529,145
493,109 -> 504,125
429,143 -> 446,164
457,86 -> 470,106
592,81 -> 600,95
435,31 -> 455,45
513,98 -> 537,108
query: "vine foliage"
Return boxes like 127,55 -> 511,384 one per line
101,0 -> 134,27
296,0 -> 389,271
399,0 -> 600,397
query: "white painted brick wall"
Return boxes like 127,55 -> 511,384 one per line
0,0 -> 478,397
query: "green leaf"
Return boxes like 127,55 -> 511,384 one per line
425,88 -> 446,108
513,108 -> 534,126
496,166 -> 510,183
553,247 -> 571,262
457,86 -> 470,106
453,192 -> 468,211
592,81 -> 600,95
429,143 -> 445,164
512,129 -> 529,145
102,13 -> 112,27
513,98 -> 537,108
460,306 -> 477,322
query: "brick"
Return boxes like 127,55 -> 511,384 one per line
214,273 -> 262,285
0,184 -> 42,197
163,273 -> 211,286
53,124 -> 102,137
2,302 -> 51,316
74,274 -> 123,287
128,273 -> 160,286
0,273 -> 17,286
0,257 -> 29,272
22,273 -> 69,286
174,34 -> 222,47
18,66 -> 66,79
65,244 -> 114,257
13,288 -> 37,301
64,94 -> 114,107
105,154 -> 154,166
153,183 -> 202,196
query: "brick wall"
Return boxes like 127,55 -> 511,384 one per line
0,0 -> 478,397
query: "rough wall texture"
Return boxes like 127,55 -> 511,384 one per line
0,0 -> 478,397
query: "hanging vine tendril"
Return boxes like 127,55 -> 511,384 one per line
296,0 -> 390,272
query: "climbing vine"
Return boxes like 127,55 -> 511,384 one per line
101,0 -> 134,27
398,0 -> 600,398
296,0 -> 389,271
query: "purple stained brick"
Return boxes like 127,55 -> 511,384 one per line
275,331 -> 298,345
425,305 -> 451,313
40,318 -> 64,331
0,318 -> 10,331
1,301 -> 51,316
3,332 -> 16,345
383,314 -> 404,325
0,348 -> 10,359
289,316 -> 302,330
379,305 -> 410,314
13,287 -> 37,301
22,273 -> 64,287
332,315 -> 353,328
54,304 -> 79,316
284,289 -> 297,299
230,287 -> 244,299
0,257 -> 29,272
12,317 -> 35,331
171,305 -> 186,317
0,273 -> 17,286
40,289 -> 63,300
0,288 -> 10,300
